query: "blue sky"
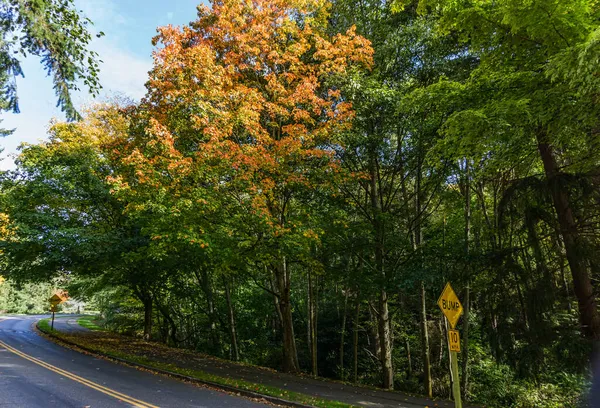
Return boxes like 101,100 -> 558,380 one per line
0,0 -> 204,170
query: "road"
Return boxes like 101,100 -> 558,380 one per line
0,315 -> 267,407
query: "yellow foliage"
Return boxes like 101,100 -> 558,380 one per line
0,213 -> 15,240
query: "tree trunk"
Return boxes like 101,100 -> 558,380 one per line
276,258 -> 300,373
156,307 -> 166,343
439,318 -> 444,364
340,288 -> 349,380
143,295 -> 153,341
308,270 -> 318,376
370,156 -> 394,390
203,272 -> 219,353
353,297 -> 361,384
195,270 -> 220,353
134,286 -> 153,341
405,338 -> 412,380
414,161 -> 432,398
368,301 -> 381,361
420,280 -> 432,398
378,289 -> 393,389
271,276 -> 284,327
444,317 -> 453,400
154,295 -> 178,345
223,277 -> 240,361
461,159 -> 471,397
556,237 -> 573,311
537,132 -> 600,342
461,286 -> 470,395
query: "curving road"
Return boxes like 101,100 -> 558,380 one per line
0,315 -> 267,407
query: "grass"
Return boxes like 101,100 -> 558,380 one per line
38,318 -> 53,333
36,319 -> 358,408
77,316 -> 103,331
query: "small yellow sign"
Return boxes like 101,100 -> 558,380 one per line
448,329 -> 461,352
438,282 -> 463,329
50,305 -> 57,313
49,293 -> 66,306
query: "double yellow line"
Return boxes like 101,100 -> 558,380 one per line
0,340 -> 159,408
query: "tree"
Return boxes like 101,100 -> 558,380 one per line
421,0 -> 600,344
124,0 -> 372,373
0,0 -> 103,121
1,1 -> 597,405
329,0 -> 476,391
0,104 -> 170,341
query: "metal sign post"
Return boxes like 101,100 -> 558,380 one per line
438,283 -> 463,408
448,331 -> 462,408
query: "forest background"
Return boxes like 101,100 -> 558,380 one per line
1,0 -> 599,407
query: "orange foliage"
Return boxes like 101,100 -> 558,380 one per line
127,0 -> 373,240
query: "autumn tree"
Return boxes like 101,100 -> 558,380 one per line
121,0 -> 372,372
3,0 -> 597,405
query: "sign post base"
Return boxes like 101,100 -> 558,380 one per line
450,350 -> 462,408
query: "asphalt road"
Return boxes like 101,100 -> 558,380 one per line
0,315 -> 268,407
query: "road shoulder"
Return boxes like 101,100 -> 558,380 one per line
37,317 -> 475,408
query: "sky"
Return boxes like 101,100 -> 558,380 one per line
0,0 -> 204,170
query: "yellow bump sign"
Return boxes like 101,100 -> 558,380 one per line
49,294 -> 63,306
448,329 -> 461,352
438,282 -> 463,329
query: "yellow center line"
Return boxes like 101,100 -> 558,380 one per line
0,340 -> 159,408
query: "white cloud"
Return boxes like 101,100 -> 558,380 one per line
0,58 -> 62,170
78,0 -> 132,26
75,0 -> 151,101
90,43 -> 151,102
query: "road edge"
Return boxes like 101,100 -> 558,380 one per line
34,321 -> 317,408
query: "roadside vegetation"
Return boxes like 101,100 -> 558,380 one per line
37,318 -> 53,333
0,280 -> 53,314
37,318 -> 358,408
1,0 -> 599,407
76,316 -> 104,331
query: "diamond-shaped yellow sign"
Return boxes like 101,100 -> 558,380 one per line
438,282 -> 463,329
49,294 -> 64,306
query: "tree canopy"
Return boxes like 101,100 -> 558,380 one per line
1,1 -> 599,407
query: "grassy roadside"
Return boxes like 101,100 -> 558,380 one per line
76,315 -> 103,330
36,318 -> 358,408
38,318 -> 54,333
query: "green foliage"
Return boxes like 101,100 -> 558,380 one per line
469,355 -> 521,406
513,373 -> 588,408
0,0 -> 103,120
2,1 -> 600,406
92,287 -> 146,336
469,355 -> 589,408
0,279 -> 53,313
